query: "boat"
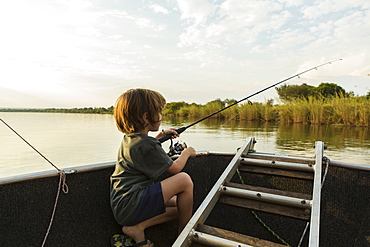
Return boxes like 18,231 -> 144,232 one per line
1,137 -> 369,247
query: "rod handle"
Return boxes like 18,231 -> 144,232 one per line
158,126 -> 186,143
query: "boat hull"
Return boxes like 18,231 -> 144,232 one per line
1,153 -> 369,246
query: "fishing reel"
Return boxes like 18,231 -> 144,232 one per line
167,138 -> 187,156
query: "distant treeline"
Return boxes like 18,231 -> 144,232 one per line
0,106 -> 114,114
2,95 -> 370,126
2,83 -> 369,126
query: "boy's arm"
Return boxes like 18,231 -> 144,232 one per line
167,147 -> 196,174
154,128 -> 179,139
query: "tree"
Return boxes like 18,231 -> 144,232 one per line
164,101 -> 189,115
204,99 -> 224,117
276,82 -> 349,101
276,83 -> 315,101
107,106 -> 114,114
223,98 -> 238,106
315,83 -> 346,98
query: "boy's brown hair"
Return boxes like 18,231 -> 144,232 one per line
114,88 -> 166,133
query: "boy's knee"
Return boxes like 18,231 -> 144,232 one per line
178,172 -> 193,188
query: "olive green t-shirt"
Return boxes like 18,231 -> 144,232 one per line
110,133 -> 173,226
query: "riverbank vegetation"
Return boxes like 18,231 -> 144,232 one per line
0,106 -> 114,114
162,96 -> 370,126
162,83 -> 370,126
1,83 -> 369,126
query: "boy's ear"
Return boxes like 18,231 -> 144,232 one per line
142,112 -> 149,123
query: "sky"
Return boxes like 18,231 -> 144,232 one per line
0,0 -> 369,108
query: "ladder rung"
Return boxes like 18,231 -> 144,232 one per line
219,183 -> 311,220
240,158 -> 314,172
221,185 -> 312,209
238,165 -> 314,180
220,194 -> 311,221
244,152 -> 316,165
194,224 -> 287,247
224,182 -> 312,201
192,230 -> 254,247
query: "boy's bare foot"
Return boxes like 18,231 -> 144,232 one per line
122,226 -> 154,247
133,239 -> 154,247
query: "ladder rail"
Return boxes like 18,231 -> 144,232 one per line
173,137 -> 324,246
173,137 -> 255,247
309,141 -> 323,247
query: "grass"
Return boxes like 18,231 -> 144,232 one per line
162,96 -> 370,127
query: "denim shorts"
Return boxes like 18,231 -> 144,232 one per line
126,182 -> 166,226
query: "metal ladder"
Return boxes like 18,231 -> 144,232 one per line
173,137 -> 324,247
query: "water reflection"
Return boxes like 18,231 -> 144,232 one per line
165,116 -> 278,132
165,116 -> 370,148
163,116 -> 370,165
276,123 -> 370,150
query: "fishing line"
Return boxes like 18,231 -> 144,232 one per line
0,118 -> 69,247
159,59 -> 343,143
0,118 -> 61,171
219,99 -> 268,128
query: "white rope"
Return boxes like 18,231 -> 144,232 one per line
41,170 -> 69,247
0,118 -> 70,247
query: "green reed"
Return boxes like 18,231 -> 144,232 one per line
330,96 -> 370,126
162,96 -> 369,126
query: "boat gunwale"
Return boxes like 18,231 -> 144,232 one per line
1,151 -> 368,186
0,151 -> 234,185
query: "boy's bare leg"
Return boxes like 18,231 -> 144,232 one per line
122,172 -> 193,246
161,172 -> 193,234
122,204 -> 177,247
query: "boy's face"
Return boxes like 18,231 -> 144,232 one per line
148,113 -> 162,132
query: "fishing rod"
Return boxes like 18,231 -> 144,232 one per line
159,58 -> 342,143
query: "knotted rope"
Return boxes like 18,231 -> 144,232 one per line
0,118 -> 69,247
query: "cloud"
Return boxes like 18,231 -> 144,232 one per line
1,0 -> 369,108
333,10 -> 370,43
148,4 -> 170,14
177,0 -> 215,25
267,29 -> 315,53
173,0 -> 369,99
175,0 -> 300,72
301,0 -> 369,19
175,0 -> 369,58
296,5 -> 370,77
178,0 -> 289,47
278,0 -> 303,7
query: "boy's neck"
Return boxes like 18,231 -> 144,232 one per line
138,127 -> 149,135
138,130 -> 148,135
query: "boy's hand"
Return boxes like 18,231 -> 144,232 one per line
184,147 -> 196,157
162,128 -> 180,138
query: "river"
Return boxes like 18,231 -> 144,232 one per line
1,112 -> 369,179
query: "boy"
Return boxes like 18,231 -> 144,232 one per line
110,89 -> 196,247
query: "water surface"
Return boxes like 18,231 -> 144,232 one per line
1,112 -> 369,179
